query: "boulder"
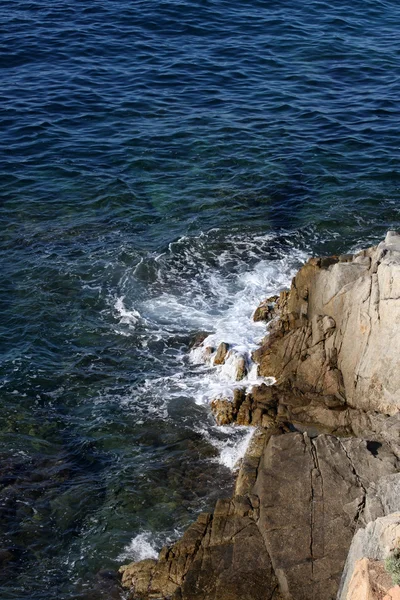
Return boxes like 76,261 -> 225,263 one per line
213,342 -> 230,365
210,397 -> 234,426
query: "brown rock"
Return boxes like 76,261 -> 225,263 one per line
235,356 -> 247,380
190,331 -> 211,349
120,431 -> 399,600
253,433 -> 399,600
232,387 -> 246,412
213,342 -> 229,365
346,558 -> 394,600
210,398 -> 234,425
253,295 -> 279,322
121,499 -> 279,600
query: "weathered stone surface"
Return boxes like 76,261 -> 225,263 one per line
253,433 -> 399,600
120,431 -> 399,600
345,558 -> 395,600
235,355 -> 247,380
339,512 -> 400,600
254,231 -> 400,416
364,474 -> 400,523
177,497 -> 278,600
210,397 -> 234,425
253,295 -> 279,322
211,385 -> 279,427
235,427 -> 282,496
120,497 -> 279,600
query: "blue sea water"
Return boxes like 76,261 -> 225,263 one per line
1,0 -> 400,598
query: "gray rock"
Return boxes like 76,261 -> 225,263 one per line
253,433 -> 399,600
338,512 -> 400,600
364,474 -> 400,523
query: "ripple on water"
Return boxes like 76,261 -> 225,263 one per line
1,0 -> 400,598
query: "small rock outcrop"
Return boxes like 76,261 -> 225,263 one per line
253,295 -> 279,322
344,558 -> 400,600
213,342 -> 230,365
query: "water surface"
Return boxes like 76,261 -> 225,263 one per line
1,0 -> 400,598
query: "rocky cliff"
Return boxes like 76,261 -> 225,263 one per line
119,232 -> 400,600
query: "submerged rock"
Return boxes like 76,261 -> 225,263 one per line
190,331 -> 212,349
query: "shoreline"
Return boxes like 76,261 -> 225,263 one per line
119,232 -> 400,600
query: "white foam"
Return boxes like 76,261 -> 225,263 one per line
114,296 -> 141,327
117,532 -> 158,562
184,248 -> 308,404
196,424 -> 255,471
218,426 -> 255,470
111,231 -> 308,463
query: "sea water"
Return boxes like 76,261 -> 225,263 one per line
1,0 -> 400,597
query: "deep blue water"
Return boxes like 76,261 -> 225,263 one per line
1,0 -> 400,598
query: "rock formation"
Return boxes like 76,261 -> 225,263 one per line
254,230 -> 400,418
119,233 -> 400,600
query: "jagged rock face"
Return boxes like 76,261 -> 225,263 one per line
120,499 -> 280,600
119,432 -> 399,600
211,385 -> 278,427
254,231 -> 400,416
253,295 -> 279,322
253,433 -> 399,600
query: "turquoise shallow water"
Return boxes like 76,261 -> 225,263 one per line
1,0 -> 400,598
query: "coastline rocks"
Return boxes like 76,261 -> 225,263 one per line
120,432 -> 399,600
211,343 -> 248,380
253,231 -> 400,416
119,234 -> 400,600
211,385 -> 278,427
119,428 -> 282,600
253,295 -> 279,322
